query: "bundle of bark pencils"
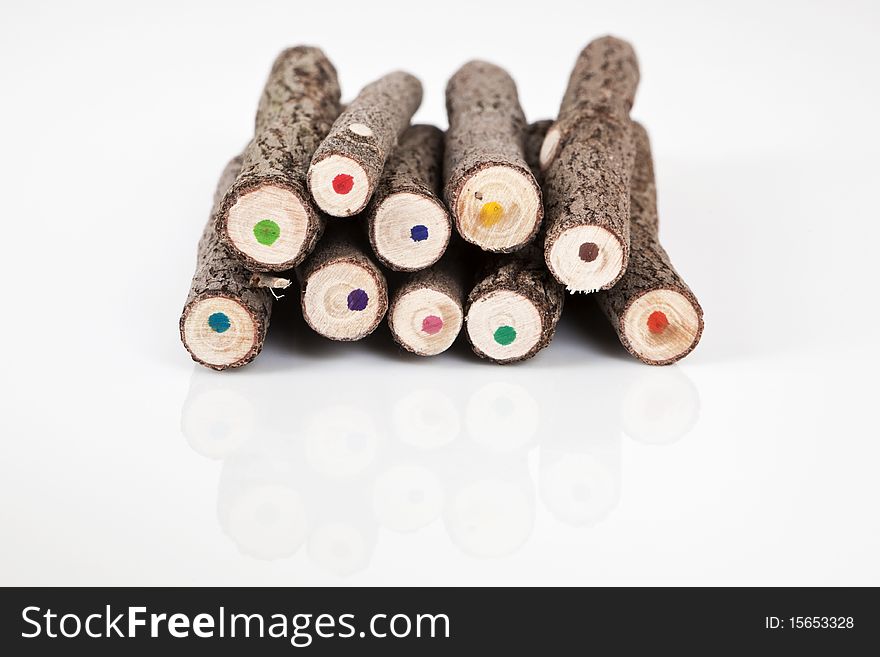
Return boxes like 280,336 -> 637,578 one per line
180,37 -> 704,370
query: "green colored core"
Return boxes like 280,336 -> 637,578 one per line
253,219 -> 281,246
493,325 -> 517,346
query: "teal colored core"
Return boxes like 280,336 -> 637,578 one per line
208,312 -> 231,333
493,325 -> 516,346
253,219 -> 281,246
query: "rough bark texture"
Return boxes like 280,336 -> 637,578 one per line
180,157 -> 274,370
596,123 -> 704,365
367,124 -> 449,269
543,37 -> 640,288
524,119 -> 552,183
296,220 -> 383,283
466,245 -> 565,364
559,37 -> 639,118
217,46 -> 342,270
371,124 -> 444,205
296,219 -> 389,338
310,71 -> 423,213
389,254 -> 467,355
443,61 -> 542,250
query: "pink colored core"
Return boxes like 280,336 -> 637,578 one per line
421,315 -> 443,335
647,311 -> 669,334
332,174 -> 354,195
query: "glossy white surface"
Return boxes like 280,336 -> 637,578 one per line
1,0 -> 878,586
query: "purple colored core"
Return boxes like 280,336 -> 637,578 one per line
347,288 -> 369,311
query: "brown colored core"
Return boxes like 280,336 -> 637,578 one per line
578,242 -> 599,262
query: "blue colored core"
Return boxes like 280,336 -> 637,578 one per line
347,289 -> 369,311
208,312 -> 231,333
410,224 -> 429,242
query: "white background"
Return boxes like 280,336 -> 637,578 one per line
1,0 -> 878,586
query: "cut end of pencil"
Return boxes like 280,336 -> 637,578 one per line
389,287 -> 462,356
455,165 -> 541,252
224,185 -> 311,269
309,155 -> 371,217
546,225 -> 625,292
302,260 -> 387,340
622,290 -> 702,365
466,290 -> 542,363
371,192 -> 451,271
539,124 -> 561,170
182,296 -> 259,369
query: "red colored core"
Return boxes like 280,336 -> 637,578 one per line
421,315 -> 443,335
647,311 -> 669,334
332,174 -> 354,195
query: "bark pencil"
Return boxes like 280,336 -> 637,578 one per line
181,157 -> 273,370
541,37 -> 640,292
308,71 -> 423,217
444,61 -> 542,253
367,124 -> 451,271
217,47 -> 341,271
595,122 -> 704,365
297,220 -> 389,341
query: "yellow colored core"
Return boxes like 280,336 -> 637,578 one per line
478,201 -> 504,227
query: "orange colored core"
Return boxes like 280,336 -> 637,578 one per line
647,311 -> 669,334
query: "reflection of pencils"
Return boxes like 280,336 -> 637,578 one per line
596,123 -> 704,365
180,156 -> 272,370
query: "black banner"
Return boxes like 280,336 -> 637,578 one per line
0,587 -> 876,653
